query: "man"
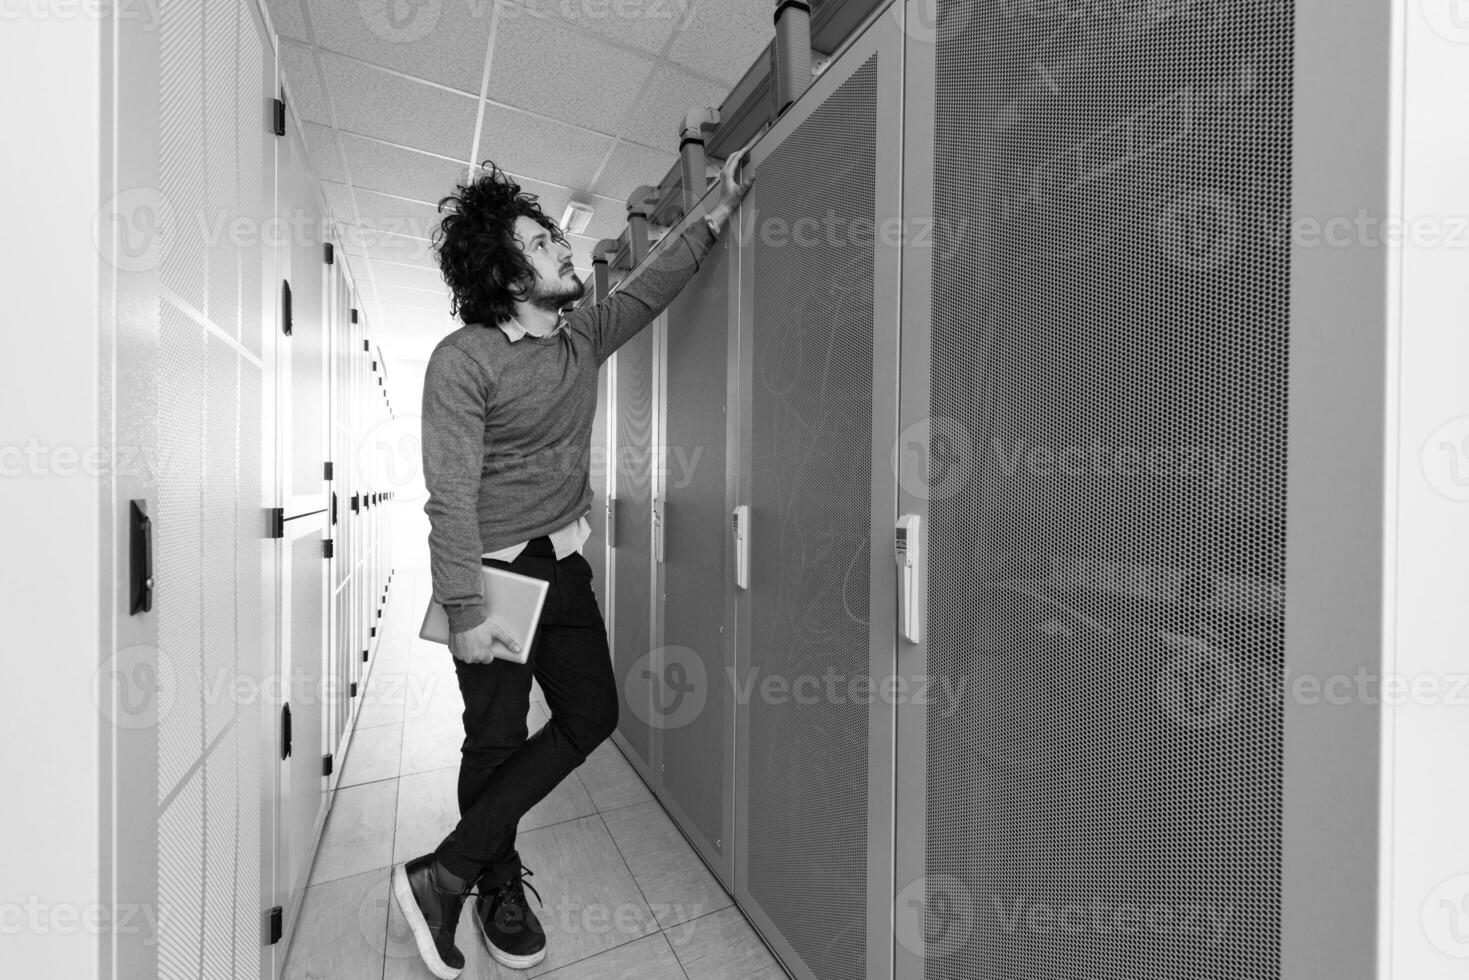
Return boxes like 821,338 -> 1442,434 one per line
394,147 -> 753,978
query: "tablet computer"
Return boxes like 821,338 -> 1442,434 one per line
418,565 -> 549,664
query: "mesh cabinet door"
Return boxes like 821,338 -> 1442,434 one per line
657,229 -> 738,887
733,14 -> 905,980
895,1 -> 1292,978
611,316 -> 661,780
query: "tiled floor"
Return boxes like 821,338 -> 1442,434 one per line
283,566 -> 791,980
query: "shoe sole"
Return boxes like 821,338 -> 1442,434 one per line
473,902 -> 546,970
391,863 -> 463,980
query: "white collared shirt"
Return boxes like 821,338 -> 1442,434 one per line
483,313 -> 588,562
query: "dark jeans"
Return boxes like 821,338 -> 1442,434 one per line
432,534 -> 619,887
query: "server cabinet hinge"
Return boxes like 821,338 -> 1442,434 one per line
267,906 -> 283,945
281,279 -> 292,336
267,507 -> 285,539
351,308 -> 359,324
323,754 -> 333,777
324,242 -> 334,265
350,681 -> 358,698
280,703 -> 292,760
271,97 -> 285,136
363,339 -> 370,352
323,538 -> 334,559
370,625 -> 377,638
350,493 -> 360,513
330,491 -> 337,526
323,460 -> 334,480
362,649 -> 369,663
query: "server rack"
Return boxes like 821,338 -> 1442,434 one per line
107,2 -> 399,976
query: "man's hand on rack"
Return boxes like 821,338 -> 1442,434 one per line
704,142 -> 756,236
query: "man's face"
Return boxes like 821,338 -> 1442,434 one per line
512,214 -> 583,311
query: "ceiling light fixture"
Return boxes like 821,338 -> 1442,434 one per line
560,201 -> 594,236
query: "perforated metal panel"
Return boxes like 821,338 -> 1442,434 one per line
923,3 -> 1291,978
157,302 -> 205,803
149,2 -> 271,974
661,236 -> 733,865
744,55 -> 879,980
160,0 -> 205,314
613,325 -> 657,773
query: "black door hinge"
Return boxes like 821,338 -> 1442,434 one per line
324,460 -> 334,480
267,507 -> 284,539
350,681 -> 358,698
331,491 -> 338,526
363,339 -> 369,352
323,538 -> 334,559
271,97 -> 285,136
323,754 -> 333,777
281,279 -> 292,336
267,906 -> 283,945
350,493 -> 360,513
362,649 -> 369,663
370,625 -> 377,638
281,703 -> 292,760
324,242 -> 334,265
351,308 -> 359,324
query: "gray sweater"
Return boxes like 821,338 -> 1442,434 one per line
421,220 -> 717,632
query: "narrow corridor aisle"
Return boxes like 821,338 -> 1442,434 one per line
282,564 -> 790,980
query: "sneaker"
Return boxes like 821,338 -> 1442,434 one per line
472,865 -> 547,969
391,855 -> 471,979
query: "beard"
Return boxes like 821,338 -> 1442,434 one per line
528,268 -> 585,314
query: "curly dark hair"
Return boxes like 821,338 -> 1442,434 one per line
432,161 -> 568,327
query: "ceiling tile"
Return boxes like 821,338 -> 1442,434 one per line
340,224 -> 440,267
615,63 -> 730,153
499,0 -> 685,54
487,15 -> 654,135
665,0 -> 772,87
338,134 -> 470,207
351,186 -> 447,242
318,51 -> 479,159
371,283 -> 451,309
262,0 -> 308,42
307,0 -> 496,95
279,39 -> 331,125
582,195 -> 629,240
319,180 -> 358,226
476,104 -> 615,190
592,141 -> 678,202
370,261 -> 448,292
302,123 -> 346,182
369,303 -> 463,351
